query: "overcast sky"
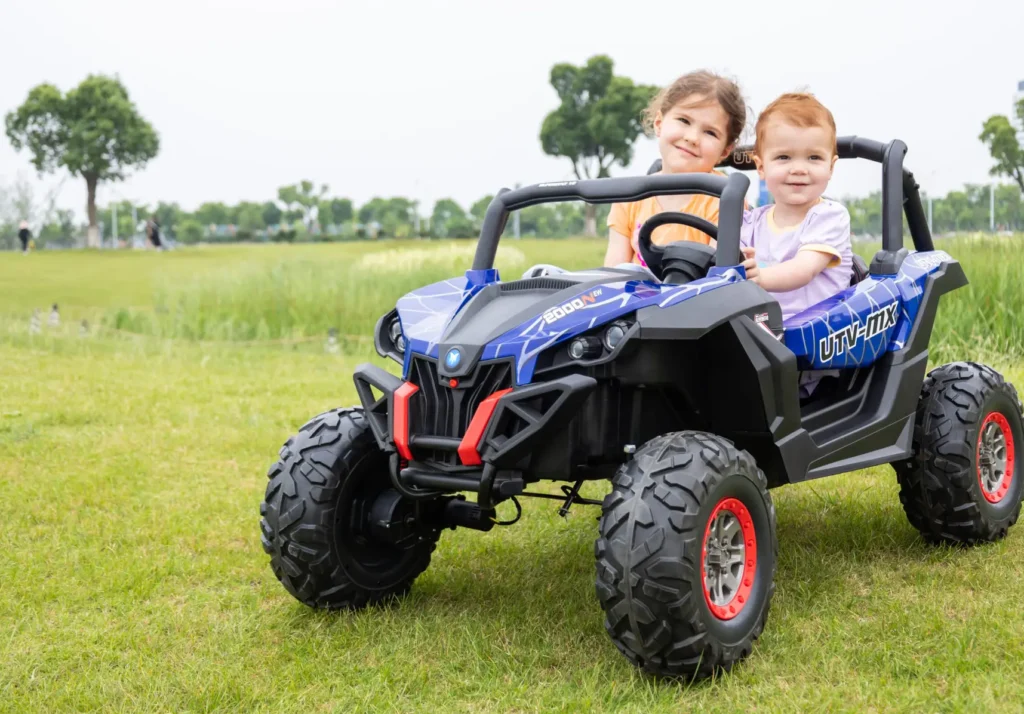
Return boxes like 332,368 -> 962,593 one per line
1,0 -> 1022,219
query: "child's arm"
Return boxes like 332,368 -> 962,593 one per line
748,251 -> 834,291
749,204 -> 851,292
604,202 -> 635,266
604,229 -> 633,266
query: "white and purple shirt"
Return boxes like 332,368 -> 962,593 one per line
740,199 -> 853,321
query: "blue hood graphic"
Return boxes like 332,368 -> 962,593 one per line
395,267 -> 744,384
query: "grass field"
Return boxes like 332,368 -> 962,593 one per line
2,240 -> 1024,712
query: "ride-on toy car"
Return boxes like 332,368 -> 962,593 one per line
260,137 -> 1023,679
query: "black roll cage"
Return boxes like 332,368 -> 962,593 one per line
471,136 -> 934,275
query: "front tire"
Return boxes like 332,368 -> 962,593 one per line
595,431 -> 777,679
895,362 -> 1023,545
260,407 -> 439,609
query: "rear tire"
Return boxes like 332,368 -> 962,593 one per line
895,362 -> 1023,545
260,407 -> 439,609
595,431 -> 777,679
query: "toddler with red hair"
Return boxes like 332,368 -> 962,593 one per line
741,93 -> 853,321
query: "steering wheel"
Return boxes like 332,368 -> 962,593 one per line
635,212 -> 718,282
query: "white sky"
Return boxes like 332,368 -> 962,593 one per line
1,0 -> 1022,219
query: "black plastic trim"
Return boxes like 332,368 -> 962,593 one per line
374,308 -> 404,364
481,374 -> 597,467
473,172 -> 749,271
353,362 -> 404,453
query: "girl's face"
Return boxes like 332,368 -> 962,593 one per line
654,96 -> 733,174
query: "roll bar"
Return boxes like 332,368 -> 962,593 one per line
650,135 -> 934,272
472,172 -> 751,270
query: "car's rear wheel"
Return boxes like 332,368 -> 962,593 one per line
260,407 -> 439,609
595,431 -> 777,679
895,362 -> 1023,545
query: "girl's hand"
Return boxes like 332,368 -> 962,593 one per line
741,246 -> 760,283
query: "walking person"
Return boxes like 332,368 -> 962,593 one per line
147,215 -> 162,250
17,220 -> 31,253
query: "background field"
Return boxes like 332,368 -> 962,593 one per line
2,239 -> 1023,712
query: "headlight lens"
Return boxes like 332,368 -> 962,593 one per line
568,336 -> 602,360
603,321 -> 629,351
389,318 -> 405,354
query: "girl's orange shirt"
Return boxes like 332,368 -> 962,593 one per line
606,172 -> 727,265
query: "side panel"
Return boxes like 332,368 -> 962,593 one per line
781,250 -> 956,370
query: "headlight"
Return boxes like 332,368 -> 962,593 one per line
389,318 -> 405,354
603,321 -> 629,351
568,336 -> 602,360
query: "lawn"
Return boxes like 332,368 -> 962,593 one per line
2,241 -> 1023,712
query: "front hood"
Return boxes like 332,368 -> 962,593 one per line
396,267 -> 742,384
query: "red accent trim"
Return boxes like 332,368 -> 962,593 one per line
457,388 -> 513,466
393,382 -> 419,461
701,497 -> 757,621
978,411 -> 1015,504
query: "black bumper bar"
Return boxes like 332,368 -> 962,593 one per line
353,362 -> 596,497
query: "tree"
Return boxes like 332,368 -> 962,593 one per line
316,201 -> 333,233
176,218 -> 204,244
261,201 -> 283,228
430,198 -> 475,238
540,55 -> 657,235
236,201 -> 266,235
154,202 -> 184,234
330,198 -> 354,224
469,195 -> 494,226
979,99 -> 1024,193
5,74 -> 159,247
277,180 -> 328,229
358,197 -> 418,238
194,202 -> 233,227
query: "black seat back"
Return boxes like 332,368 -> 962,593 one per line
851,254 -> 869,285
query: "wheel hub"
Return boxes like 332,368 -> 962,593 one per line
701,497 -> 757,620
977,412 -> 1015,504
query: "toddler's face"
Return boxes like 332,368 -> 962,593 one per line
755,120 -> 837,207
655,97 -> 732,174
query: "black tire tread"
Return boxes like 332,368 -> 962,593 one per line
595,431 -> 777,679
895,361 -> 1023,545
260,407 -> 436,609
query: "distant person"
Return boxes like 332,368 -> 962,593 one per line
147,216 -> 162,250
18,220 -> 31,253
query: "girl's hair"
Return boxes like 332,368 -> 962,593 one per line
642,70 -> 747,147
754,92 -> 837,157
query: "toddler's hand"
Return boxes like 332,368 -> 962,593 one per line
741,246 -> 760,284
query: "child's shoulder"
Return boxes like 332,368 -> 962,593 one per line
809,198 -> 851,222
742,204 -> 773,225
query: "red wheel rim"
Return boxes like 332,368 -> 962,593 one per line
701,497 -> 757,620
977,412 -> 1015,504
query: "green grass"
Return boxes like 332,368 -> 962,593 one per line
2,241 -> 1024,712
5,236 -> 1019,364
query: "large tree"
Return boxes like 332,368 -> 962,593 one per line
979,99 -> 1024,193
540,55 -> 657,235
5,74 -> 159,248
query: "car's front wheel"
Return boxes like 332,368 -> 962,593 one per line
260,407 -> 439,609
595,431 -> 777,679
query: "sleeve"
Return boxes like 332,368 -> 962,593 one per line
797,203 -> 851,268
739,208 -> 756,250
606,201 -> 633,238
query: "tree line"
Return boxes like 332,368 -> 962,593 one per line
4,65 -> 1023,248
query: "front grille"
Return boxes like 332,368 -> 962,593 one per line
408,357 -> 513,465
